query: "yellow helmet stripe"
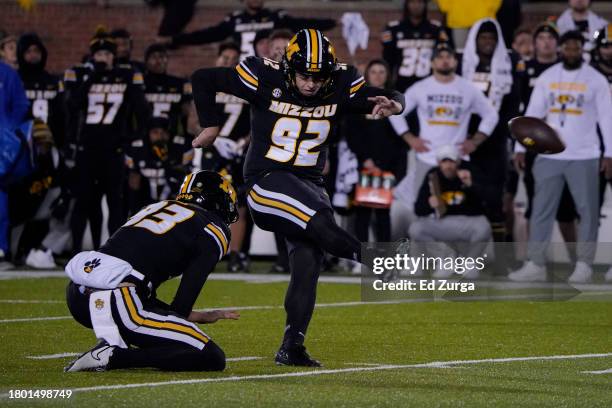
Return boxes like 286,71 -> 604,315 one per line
309,29 -> 319,69
180,173 -> 194,193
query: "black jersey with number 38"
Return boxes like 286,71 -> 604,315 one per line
192,56 -> 404,183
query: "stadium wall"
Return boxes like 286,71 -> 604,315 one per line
1,1 -> 612,77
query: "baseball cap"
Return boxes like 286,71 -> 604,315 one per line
436,144 -> 460,162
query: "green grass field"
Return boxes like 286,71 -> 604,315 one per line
1,263 -> 611,407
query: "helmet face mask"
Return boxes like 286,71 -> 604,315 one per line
282,29 -> 337,101
176,171 -> 239,225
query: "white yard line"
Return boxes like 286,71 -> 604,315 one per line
27,352 -> 79,360
26,353 -> 262,362
0,291 -> 602,324
2,352 -> 609,397
2,270 -> 612,292
582,368 -> 612,374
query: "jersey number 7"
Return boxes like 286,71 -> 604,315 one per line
265,117 -> 330,167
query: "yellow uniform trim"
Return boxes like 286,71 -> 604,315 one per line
350,80 -> 365,94
236,65 -> 258,87
249,190 -> 311,222
550,108 -> 582,115
120,287 -> 208,343
427,120 -> 460,126
206,223 -> 228,255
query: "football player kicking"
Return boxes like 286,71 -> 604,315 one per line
191,29 -> 405,366
64,171 -> 239,372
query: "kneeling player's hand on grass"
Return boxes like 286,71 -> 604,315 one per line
601,157 -> 612,180
192,126 -> 220,148
368,96 -> 402,119
189,310 -> 241,324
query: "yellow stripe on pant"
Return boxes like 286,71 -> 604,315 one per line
120,287 -> 208,344
248,190 -> 312,223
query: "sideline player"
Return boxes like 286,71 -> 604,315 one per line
64,171 -> 239,372
510,31 -> 612,283
171,0 -> 335,59
191,29 -> 404,366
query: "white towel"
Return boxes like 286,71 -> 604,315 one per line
341,12 -> 369,56
461,18 -> 513,110
332,139 -> 359,209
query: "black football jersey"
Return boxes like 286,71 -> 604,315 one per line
381,19 -> 452,92
192,56 -> 404,183
172,8 -> 335,59
99,200 -> 230,316
515,57 -> 558,114
126,135 -> 194,203
64,65 -> 149,150
144,72 -> 192,136
20,71 -> 65,144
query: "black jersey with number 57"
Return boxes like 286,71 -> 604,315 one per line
192,57 -> 404,183
65,65 -> 150,150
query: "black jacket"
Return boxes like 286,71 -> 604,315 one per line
414,167 -> 484,217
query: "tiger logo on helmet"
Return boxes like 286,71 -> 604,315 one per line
176,170 -> 239,225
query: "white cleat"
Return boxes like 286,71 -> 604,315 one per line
604,266 -> 612,282
64,341 -> 115,372
25,248 -> 57,269
508,261 -> 547,282
568,261 -> 593,283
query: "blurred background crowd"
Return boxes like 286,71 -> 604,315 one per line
0,0 -> 611,279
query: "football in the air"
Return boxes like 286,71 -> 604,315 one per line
508,116 -> 565,154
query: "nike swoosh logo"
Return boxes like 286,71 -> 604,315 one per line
92,346 -> 109,361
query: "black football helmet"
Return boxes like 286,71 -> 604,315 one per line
282,29 -> 338,100
89,27 -> 117,55
175,170 -> 239,225
593,24 -> 612,66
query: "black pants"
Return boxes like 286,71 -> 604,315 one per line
354,206 -> 391,242
66,282 -> 225,371
246,171 -> 361,346
71,149 -> 125,252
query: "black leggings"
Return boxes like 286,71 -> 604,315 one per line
71,149 -> 125,252
354,207 -> 390,242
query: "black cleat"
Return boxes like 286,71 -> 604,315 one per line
227,252 -> 244,273
275,345 -> 321,367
